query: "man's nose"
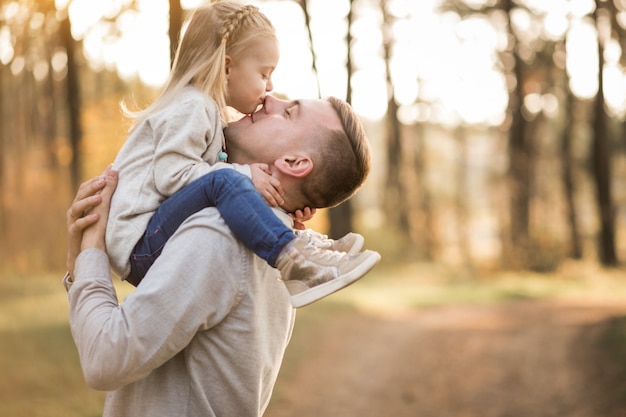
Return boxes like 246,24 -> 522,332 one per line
262,95 -> 285,114
252,95 -> 277,121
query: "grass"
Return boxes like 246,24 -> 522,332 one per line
0,325 -> 105,417
1,261 -> 625,416
323,259 -> 626,315
595,315 -> 626,408
0,274 -> 133,417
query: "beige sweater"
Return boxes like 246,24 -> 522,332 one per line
106,86 -> 250,278
67,208 -> 296,416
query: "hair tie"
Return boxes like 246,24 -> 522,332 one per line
221,38 -> 227,44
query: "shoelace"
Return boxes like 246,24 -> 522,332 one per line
306,244 -> 350,263
298,230 -> 332,248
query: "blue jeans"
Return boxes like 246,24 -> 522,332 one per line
126,169 -> 296,286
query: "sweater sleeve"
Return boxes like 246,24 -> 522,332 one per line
149,94 -> 250,196
68,212 -> 245,391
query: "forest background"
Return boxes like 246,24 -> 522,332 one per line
1,0 -> 626,274
2,0 -> 626,416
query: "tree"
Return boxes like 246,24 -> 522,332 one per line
454,126 -> 472,267
590,1 -> 618,266
291,0 -> 352,238
295,0 -> 321,98
560,84 -> 583,260
0,57 -> 5,233
60,7 -> 83,191
328,0 -> 356,239
502,0 -> 532,268
380,0 -> 408,237
559,37 -> 583,259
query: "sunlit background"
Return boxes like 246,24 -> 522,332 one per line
1,0 -> 625,269
2,1 -> 626,415
43,0 -> 625,124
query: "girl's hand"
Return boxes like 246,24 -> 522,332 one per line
289,207 -> 317,230
250,163 -> 284,207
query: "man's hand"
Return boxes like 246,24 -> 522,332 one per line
289,207 -> 316,230
66,165 -> 118,278
250,163 -> 284,207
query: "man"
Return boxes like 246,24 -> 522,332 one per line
65,95 -> 377,416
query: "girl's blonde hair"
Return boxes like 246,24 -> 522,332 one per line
124,0 -> 276,128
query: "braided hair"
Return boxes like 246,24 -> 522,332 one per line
124,0 -> 276,128
220,4 -> 259,43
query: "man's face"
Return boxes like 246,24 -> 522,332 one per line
224,96 -> 341,164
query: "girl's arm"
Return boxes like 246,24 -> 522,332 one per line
151,94 -> 250,196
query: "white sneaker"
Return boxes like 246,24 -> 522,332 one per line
276,237 -> 381,308
294,229 -> 364,255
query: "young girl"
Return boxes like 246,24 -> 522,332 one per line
106,0 -> 379,308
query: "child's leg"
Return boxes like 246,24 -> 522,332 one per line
127,169 -> 295,285
127,169 -> 380,309
195,169 -> 296,265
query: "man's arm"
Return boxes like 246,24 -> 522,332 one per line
69,209 -> 245,391
66,165 -> 245,392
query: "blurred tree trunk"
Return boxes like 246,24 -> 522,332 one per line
503,0 -> 531,268
605,0 -> 626,158
328,0 -> 354,239
14,57 -> 27,197
296,0 -> 321,98
0,63 -> 5,233
168,0 -> 183,67
379,0 -> 409,240
294,0 -> 343,235
560,80 -> 583,259
60,12 -> 82,191
414,122 -> 436,260
42,41 -> 59,170
455,126 -> 471,267
591,4 -> 618,266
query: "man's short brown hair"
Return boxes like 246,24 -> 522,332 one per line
300,97 -> 371,208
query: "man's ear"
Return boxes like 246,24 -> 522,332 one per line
274,156 -> 313,178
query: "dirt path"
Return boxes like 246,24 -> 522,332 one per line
265,300 -> 626,417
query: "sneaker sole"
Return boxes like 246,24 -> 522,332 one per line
289,250 -> 381,308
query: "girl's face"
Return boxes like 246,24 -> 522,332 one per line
225,38 -> 279,115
